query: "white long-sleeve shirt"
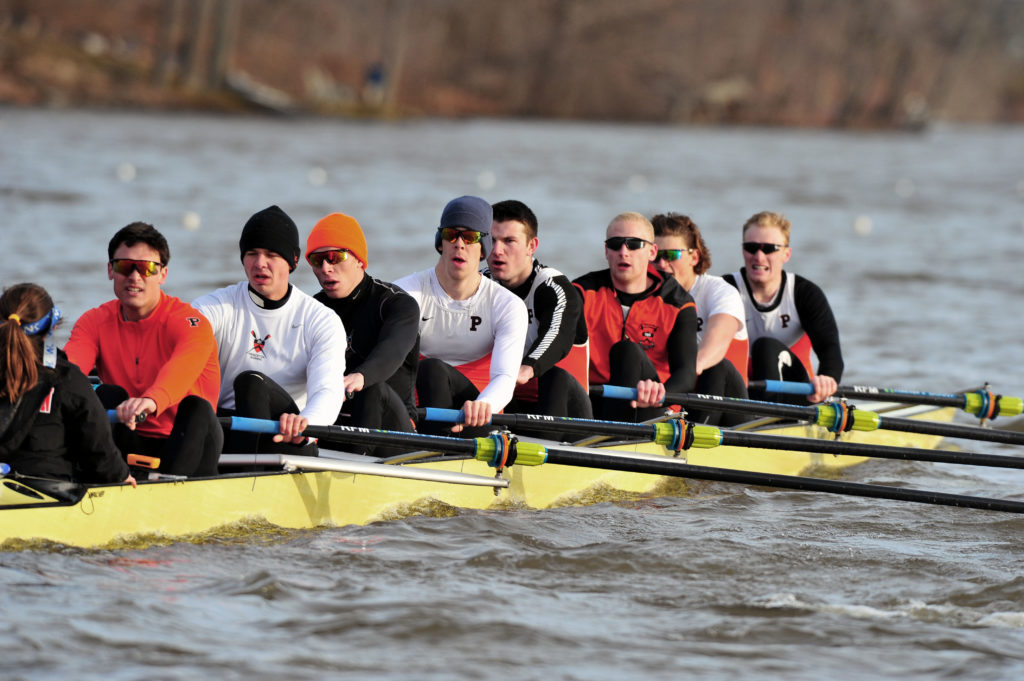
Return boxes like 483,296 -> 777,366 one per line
394,268 -> 528,411
193,282 -> 346,425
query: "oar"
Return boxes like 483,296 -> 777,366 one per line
227,415 -> 1024,515
750,380 -> 1024,420
421,408 -> 1024,471
104,411 -> 507,488
591,385 -> 1024,447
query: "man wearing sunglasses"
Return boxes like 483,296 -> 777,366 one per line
484,199 -> 591,420
193,205 -> 346,453
66,222 -> 223,477
723,211 -> 843,404
305,212 -> 420,452
573,212 -> 698,423
394,195 -> 528,435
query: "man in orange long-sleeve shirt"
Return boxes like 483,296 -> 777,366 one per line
66,222 -> 222,477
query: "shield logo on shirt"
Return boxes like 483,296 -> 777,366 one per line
639,323 -> 657,349
251,330 -> 270,355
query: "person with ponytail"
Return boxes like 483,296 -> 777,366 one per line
0,283 -> 134,486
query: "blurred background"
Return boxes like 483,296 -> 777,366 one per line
2,0 -> 1023,128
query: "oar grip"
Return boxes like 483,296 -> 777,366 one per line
225,416 -> 282,434
599,385 -> 637,400
423,407 -> 466,424
756,380 -> 814,395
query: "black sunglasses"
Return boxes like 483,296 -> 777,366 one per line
605,236 -> 651,251
742,242 -> 787,255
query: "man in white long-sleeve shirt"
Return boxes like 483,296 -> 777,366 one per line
193,205 -> 346,452
394,195 -> 528,435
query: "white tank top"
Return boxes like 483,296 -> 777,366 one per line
732,270 -> 804,348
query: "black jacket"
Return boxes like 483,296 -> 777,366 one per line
0,350 -> 128,483
315,274 -> 421,418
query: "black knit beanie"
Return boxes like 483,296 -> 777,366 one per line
239,205 -> 301,271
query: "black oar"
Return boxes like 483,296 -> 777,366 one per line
227,416 -> 1024,515
421,408 -> 1024,471
592,385 -> 1024,447
750,380 -> 1023,420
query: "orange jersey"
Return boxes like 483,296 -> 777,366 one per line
573,267 -> 697,392
66,293 -> 221,438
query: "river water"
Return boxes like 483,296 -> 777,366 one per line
1,108 -> 1023,680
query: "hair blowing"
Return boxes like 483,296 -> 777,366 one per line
0,283 -> 53,403
651,212 -> 712,275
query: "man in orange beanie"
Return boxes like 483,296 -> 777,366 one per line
306,212 -> 420,450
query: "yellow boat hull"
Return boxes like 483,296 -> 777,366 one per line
0,404 -> 954,550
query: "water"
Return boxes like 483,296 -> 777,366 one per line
2,108 -> 1024,680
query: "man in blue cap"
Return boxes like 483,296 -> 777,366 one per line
394,196 -> 528,434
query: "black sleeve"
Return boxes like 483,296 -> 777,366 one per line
665,304 -> 698,394
351,290 -> 421,387
63,365 -> 129,483
793,275 -> 844,382
523,275 -> 581,378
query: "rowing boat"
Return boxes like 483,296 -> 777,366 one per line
0,400 -> 954,550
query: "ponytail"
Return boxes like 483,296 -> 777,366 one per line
0,284 -> 56,403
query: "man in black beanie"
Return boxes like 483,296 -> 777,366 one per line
194,205 -> 346,453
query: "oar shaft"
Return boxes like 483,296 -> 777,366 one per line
595,385 -> 1024,446
420,407 -> 658,440
593,385 -> 817,421
751,381 -> 1024,418
752,380 -> 965,407
873,415 -> 1024,446
722,430 -> 1024,470
541,445 -> 1024,514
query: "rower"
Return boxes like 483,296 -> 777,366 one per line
65,222 -> 221,477
573,212 -> 698,423
305,211 -> 420,454
723,211 -> 844,404
394,195 -> 528,436
2,283 -> 135,487
484,199 -> 591,419
193,205 -> 346,453
651,212 -> 749,426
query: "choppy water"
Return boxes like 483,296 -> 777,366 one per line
1,108 -> 1024,680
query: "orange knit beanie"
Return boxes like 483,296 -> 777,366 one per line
305,213 -> 368,267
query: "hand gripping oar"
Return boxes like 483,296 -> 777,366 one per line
421,408 -> 1024,471
591,385 -> 1024,447
750,380 -> 1024,421
413,411 -> 1024,514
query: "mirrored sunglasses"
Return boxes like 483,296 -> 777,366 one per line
604,236 -> 651,251
655,248 -> 693,262
110,259 -> 163,277
307,249 -> 350,267
742,242 -> 787,255
438,227 -> 486,245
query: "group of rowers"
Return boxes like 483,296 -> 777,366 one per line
0,196 -> 842,487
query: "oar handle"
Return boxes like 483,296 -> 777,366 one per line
750,380 -> 814,396
106,410 -> 148,424
423,407 -> 468,424
222,415 -> 282,434
599,385 -> 641,401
